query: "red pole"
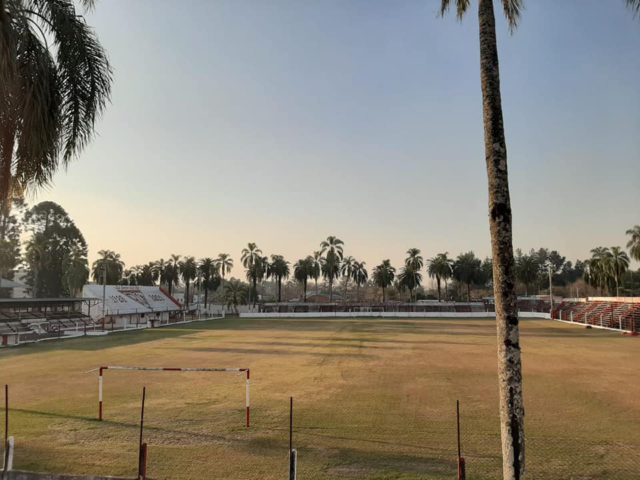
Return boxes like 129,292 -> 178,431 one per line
457,400 -> 466,480
246,369 -> 250,428
3,384 -> 7,471
138,387 -> 146,479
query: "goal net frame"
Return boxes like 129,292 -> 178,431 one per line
97,365 -> 251,427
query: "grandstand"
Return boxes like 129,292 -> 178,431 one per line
551,297 -> 640,333
258,301 -> 488,314
0,298 -> 94,346
82,284 -> 184,329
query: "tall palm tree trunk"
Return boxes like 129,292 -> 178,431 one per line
303,279 -> 307,302
478,0 -> 524,478
436,278 -> 442,302
278,278 -> 282,302
329,279 -> 333,302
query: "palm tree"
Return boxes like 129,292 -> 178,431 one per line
165,254 -> 181,295
198,258 -> 219,309
241,243 -> 263,305
320,236 -> 344,301
440,2 -> 528,475
372,260 -> 395,303
351,261 -> 368,302
293,257 -> 313,301
626,225 -> 640,262
0,0 -> 112,213
340,256 -> 355,301
224,279 -> 247,314
428,253 -> 453,302
311,251 -> 323,295
62,247 -> 88,296
608,247 -> 630,297
515,253 -> 539,296
588,247 -> 610,294
179,257 -> 197,309
216,253 -> 234,288
453,251 -> 483,302
91,250 -> 124,285
405,248 -> 424,271
267,255 -> 290,302
152,259 -> 167,287
398,265 -> 422,302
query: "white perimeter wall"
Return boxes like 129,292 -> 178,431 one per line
240,311 -> 551,319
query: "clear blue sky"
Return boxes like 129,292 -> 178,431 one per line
41,0 -> 640,273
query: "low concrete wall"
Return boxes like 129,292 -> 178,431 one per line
240,311 -> 551,319
3,471 -> 131,480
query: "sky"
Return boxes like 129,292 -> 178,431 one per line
38,0 -> 640,275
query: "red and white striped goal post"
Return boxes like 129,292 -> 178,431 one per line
97,366 -> 251,427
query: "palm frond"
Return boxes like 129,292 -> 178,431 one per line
502,0 -> 524,30
28,0 -> 112,162
440,0 -> 470,20
627,0 -> 640,16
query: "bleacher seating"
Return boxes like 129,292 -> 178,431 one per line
552,299 -> 639,333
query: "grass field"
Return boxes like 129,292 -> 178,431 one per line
0,317 -> 638,479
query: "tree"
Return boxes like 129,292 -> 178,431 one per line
179,256 -> 197,308
0,199 -> 24,297
608,247 -> 630,297
351,261 -> 368,302
398,265 -> 422,302
198,257 -> 220,309
165,254 -> 181,295
587,247 -> 610,294
216,253 -> 233,288
91,250 -> 124,285
405,248 -> 424,271
453,251 -> 482,302
241,243 -> 263,305
440,2 -> 530,474
0,0 -> 112,213
320,236 -> 343,301
310,250 -> 323,295
152,258 -> 168,288
515,252 -> 539,296
626,225 -> 640,262
267,255 -> 290,302
293,257 -> 313,301
61,247 -> 89,296
340,256 -> 355,301
24,201 -> 87,296
224,279 -> 247,314
372,260 -> 395,302
428,252 -> 453,302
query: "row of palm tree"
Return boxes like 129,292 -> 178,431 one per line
585,246 -> 631,297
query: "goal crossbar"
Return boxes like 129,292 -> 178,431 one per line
97,365 -> 250,427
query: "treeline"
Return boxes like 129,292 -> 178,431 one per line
1,201 -> 639,302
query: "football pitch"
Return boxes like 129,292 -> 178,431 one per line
0,317 -> 638,479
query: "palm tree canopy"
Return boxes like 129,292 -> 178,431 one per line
405,248 -> 424,271
267,254 -> 290,281
0,0 -> 112,210
373,259 -> 396,289
440,0 -> 523,29
216,253 -> 233,276
626,225 -> 640,262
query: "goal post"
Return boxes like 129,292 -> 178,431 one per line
97,366 -> 251,427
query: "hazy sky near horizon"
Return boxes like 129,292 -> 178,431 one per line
39,0 -> 640,275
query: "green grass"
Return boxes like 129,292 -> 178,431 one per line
0,317 -> 638,479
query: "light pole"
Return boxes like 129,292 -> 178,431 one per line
102,263 -> 107,318
547,263 -> 553,313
